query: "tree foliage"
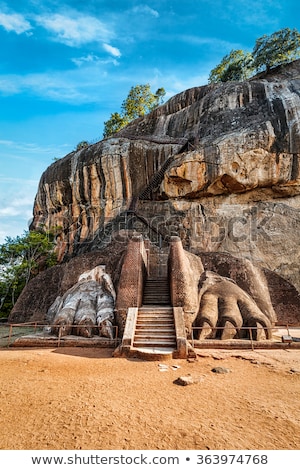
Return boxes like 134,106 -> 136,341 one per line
208,49 -> 254,83
0,230 -> 57,317
76,140 -> 89,151
209,28 -> 300,84
253,27 -> 300,72
103,112 -> 129,138
103,84 -> 166,138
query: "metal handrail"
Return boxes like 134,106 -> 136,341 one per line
0,323 -> 120,348
190,325 -> 300,350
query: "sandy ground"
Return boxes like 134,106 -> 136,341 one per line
0,346 -> 300,450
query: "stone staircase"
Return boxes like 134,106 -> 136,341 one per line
138,156 -> 174,201
120,242 -> 187,360
142,277 -> 170,305
132,275 -> 177,356
133,306 -> 176,350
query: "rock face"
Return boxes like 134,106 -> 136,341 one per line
30,60 -> 300,294
11,60 -> 300,328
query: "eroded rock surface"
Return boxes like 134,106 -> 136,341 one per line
29,61 -> 300,296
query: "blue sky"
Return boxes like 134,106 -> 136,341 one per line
0,0 -> 299,243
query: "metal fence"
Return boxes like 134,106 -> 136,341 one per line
1,322 -> 299,350
190,324 -> 300,350
0,323 -> 120,348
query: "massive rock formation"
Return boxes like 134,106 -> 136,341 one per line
9,60 -> 300,329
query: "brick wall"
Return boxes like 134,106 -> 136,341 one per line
115,235 -> 148,335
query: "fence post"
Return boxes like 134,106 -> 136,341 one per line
58,326 -> 62,347
249,327 -> 254,351
8,324 -> 13,347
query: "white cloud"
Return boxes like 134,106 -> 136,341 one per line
71,53 -> 119,67
0,55 -> 123,103
0,139 -> 14,146
35,13 -> 111,47
0,70 -> 94,103
132,5 -> 159,18
103,43 -> 121,58
180,34 -> 241,51
0,178 -> 38,242
0,203 -> 32,218
0,12 -> 32,34
0,77 -> 20,95
71,53 -> 100,66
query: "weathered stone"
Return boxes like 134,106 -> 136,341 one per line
173,375 -> 202,386
211,367 -> 231,374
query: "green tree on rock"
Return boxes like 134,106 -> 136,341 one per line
208,49 -> 254,83
76,141 -> 89,151
103,84 -> 166,138
0,230 -> 57,317
103,112 -> 129,138
253,28 -> 300,72
208,28 -> 300,84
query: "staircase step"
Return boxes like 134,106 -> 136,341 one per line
137,315 -> 173,319
144,279 -> 169,285
134,334 -> 176,340
139,307 -> 173,312
137,312 -> 173,316
143,298 -> 170,302
133,340 -> 176,348
139,304 -> 173,312
137,324 -> 172,327
143,289 -> 170,293
143,295 -> 170,298
143,291 -> 170,295
135,327 -> 175,333
137,313 -> 173,317
144,286 -> 169,288
139,309 -> 174,318
135,337 -> 176,342
137,313 -> 173,318
143,294 -> 170,298
144,287 -> 169,290
136,322 -> 175,327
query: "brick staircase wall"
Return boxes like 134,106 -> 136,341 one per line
116,235 -> 148,334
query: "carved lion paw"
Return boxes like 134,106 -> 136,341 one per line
194,272 -> 272,341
